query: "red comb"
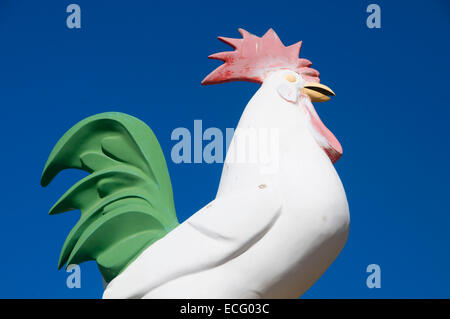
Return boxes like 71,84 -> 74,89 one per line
202,28 -> 320,85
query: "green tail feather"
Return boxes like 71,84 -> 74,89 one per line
41,112 -> 179,282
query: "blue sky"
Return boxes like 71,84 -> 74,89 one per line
0,0 -> 449,298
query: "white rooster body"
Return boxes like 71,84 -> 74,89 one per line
103,70 -> 349,299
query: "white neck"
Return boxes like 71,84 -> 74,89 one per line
216,77 -> 334,198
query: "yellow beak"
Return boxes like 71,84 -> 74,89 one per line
302,82 -> 335,102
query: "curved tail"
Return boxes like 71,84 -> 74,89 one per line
41,112 -> 179,282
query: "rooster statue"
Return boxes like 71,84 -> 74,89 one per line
41,28 -> 349,298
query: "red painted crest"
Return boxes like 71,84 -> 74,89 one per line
202,28 -> 320,85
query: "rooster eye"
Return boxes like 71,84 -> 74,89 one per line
285,74 -> 297,83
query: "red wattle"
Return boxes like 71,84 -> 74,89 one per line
301,96 -> 342,163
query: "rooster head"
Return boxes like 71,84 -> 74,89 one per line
202,28 -> 342,163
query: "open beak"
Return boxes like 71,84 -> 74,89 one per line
302,82 -> 335,102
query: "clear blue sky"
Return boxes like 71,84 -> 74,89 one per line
0,0 -> 449,298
